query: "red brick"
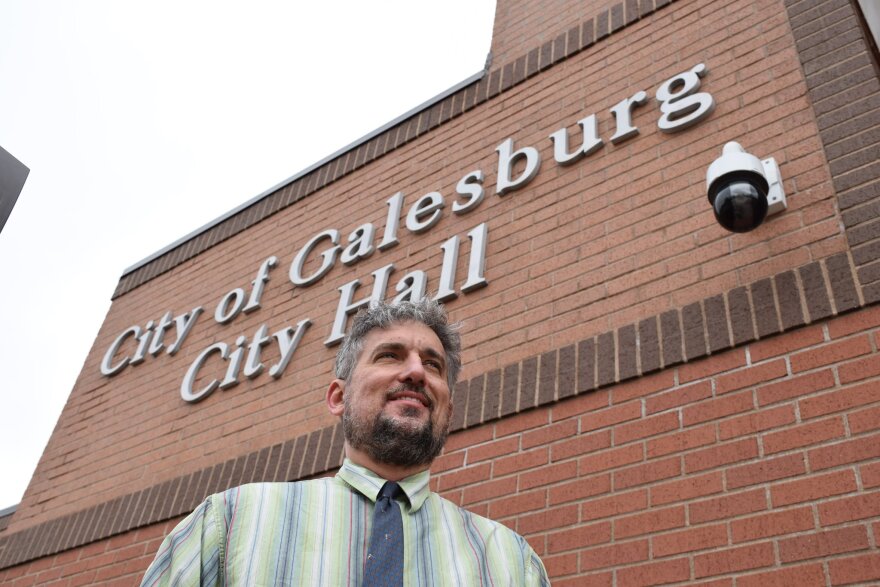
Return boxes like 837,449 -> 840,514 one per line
689,489 -> 767,524
647,424 -> 716,458
615,557 -> 690,587
679,349 -> 747,384
549,474 -> 611,506
646,381 -> 712,414
495,408 -> 549,438
827,304 -> 880,338
580,401 -> 641,432
135,520 -> 176,542
53,550 -> 80,566
517,504 -> 579,536
32,569 -> 63,584
791,334 -> 872,373
437,487 -> 461,503
551,389 -> 609,422
610,370 -> 676,404
682,391 -> 754,426
652,523 -> 728,557
551,430 -> 611,462
112,543 -> 146,563
749,324 -> 824,361
800,380 -> 878,419
78,540 -> 108,559
756,369 -> 835,406
444,425 -> 494,453
462,476 -> 517,505
736,563 -> 825,587
726,453 -> 806,489
580,539 -> 648,571
779,525 -> 870,563
730,506 -> 814,542
543,552 -> 578,579
614,505 -> 685,539
684,438 -> 759,474
819,491 -> 880,526
849,405 -> 880,434
22,557 -> 54,574
547,521 -> 611,554
613,456 -> 681,490
718,404 -> 796,439
93,561 -> 127,582
487,488 -> 546,519
493,447 -> 548,477
431,451 -> 465,474
839,352 -> 880,384
553,571 -> 611,586
809,431 -> 880,471
830,552 -> 880,586
862,461 -> 880,489
650,472 -> 724,507
466,436 -> 519,464
579,444 -> 643,475
69,570 -> 98,586
107,532 -> 139,550
615,411 -> 679,445
521,419 -> 578,449
715,359 -> 787,394
581,489 -> 647,522
436,462 -> 491,491
772,469 -> 858,507
763,416 -> 846,454
693,542 -> 774,578
519,461 -> 578,490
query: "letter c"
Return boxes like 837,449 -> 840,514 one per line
100,326 -> 141,376
180,343 -> 228,403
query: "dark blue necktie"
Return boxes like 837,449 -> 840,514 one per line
363,481 -> 404,586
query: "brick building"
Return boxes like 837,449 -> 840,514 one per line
2,0 -> 879,584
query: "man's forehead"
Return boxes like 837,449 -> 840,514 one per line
360,321 -> 445,356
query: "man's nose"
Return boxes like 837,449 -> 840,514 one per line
398,352 -> 426,384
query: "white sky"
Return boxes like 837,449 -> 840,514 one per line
0,1 -> 496,510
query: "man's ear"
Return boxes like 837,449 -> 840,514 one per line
326,379 -> 346,417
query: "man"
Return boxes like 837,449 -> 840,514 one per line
141,299 -> 549,586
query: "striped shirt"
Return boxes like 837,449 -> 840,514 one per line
140,459 -> 549,586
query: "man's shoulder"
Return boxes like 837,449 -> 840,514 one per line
210,477 -> 343,508
428,491 -> 529,545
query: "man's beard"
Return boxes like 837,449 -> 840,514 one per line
343,386 -> 449,468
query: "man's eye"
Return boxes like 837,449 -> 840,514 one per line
376,351 -> 398,360
424,360 -> 442,371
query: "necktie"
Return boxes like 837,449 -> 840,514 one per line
363,481 -> 404,586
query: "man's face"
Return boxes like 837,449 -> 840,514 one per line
341,321 -> 453,468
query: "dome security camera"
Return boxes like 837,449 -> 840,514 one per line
706,142 -> 787,233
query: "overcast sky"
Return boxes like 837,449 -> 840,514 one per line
0,1 -> 496,510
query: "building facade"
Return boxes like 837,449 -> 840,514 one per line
2,0 -> 880,584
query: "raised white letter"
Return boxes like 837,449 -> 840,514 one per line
290,229 -> 341,286
496,138 -> 541,196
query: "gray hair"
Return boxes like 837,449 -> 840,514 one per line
334,299 -> 462,388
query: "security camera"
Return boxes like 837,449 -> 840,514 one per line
706,141 -> 787,233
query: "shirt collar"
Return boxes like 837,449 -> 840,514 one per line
337,459 -> 431,513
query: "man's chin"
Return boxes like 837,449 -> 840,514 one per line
344,407 -> 449,469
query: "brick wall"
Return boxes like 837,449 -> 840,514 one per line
2,0 -> 879,583
432,306 -> 880,585
0,522 -> 178,587
2,305 -> 879,584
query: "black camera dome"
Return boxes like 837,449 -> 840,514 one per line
708,171 -> 769,233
